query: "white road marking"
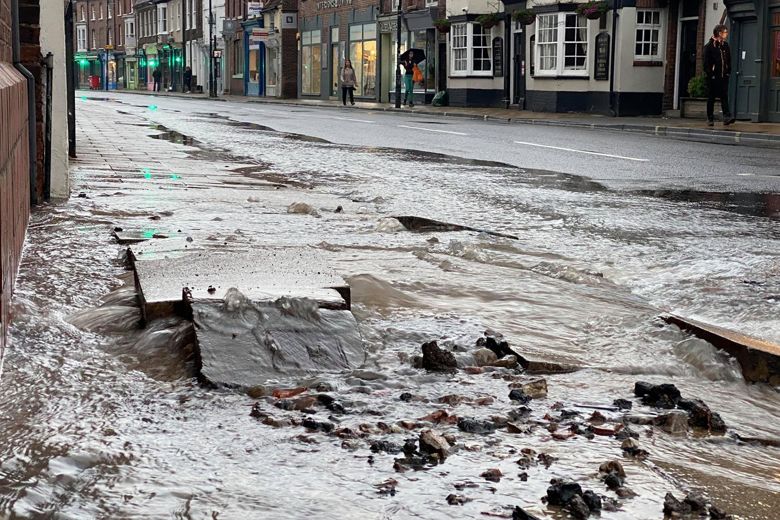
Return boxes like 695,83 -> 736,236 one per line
736,173 -> 754,176
398,124 -> 469,136
332,116 -> 376,123
513,140 -> 649,162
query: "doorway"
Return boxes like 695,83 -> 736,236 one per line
512,30 -> 525,105
678,19 -> 698,99
768,10 -> 780,121
734,20 -> 759,120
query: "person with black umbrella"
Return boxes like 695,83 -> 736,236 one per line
402,53 -> 415,107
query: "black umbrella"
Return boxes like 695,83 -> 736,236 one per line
399,48 -> 426,64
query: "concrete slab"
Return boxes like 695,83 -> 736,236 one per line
132,248 -> 351,322
191,289 -> 365,388
394,216 -> 519,240
663,314 -> 780,385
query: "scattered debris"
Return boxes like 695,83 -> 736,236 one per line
421,341 -> 458,372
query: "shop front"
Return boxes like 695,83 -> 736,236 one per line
125,57 -> 138,90
298,1 -> 378,101
377,8 -> 441,105
74,54 -> 100,89
142,44 -> 159,90
244,22 -> 268,96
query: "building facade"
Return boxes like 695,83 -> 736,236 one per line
724,0 -> 780,121
297,0 -> 380,100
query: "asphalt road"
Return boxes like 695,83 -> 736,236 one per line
90,91 -> 780,194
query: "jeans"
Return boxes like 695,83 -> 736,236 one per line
707,77 -> 731,121
153,80 -> 160,92
342,86 -> 354,105
403,75 -> 414,105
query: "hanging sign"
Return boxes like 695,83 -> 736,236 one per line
594,32 -> 610,80
248,2 -> 263,18
492,37 -> 504,78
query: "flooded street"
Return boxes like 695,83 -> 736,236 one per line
1,95 -> 778,519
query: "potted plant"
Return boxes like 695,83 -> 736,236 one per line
476,12 -> 503,29
434,19 -> 451,33
575,1 -> 608,20
681,74 -> 710,119
512,9 -> 536,25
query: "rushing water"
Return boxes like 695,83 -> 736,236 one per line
0,97 -> 778,519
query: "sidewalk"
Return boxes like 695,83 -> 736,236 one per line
86,89 -> 780,148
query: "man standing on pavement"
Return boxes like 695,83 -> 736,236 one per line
183,67 -> 192,93
153,68 -> 162,92
703,24 -> 735,126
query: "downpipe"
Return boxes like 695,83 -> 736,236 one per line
608,0 -> 619,117
44,52 -> 53,200
65,0 -> 76,158
11,0 -> 38,205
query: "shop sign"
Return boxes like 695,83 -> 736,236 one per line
250,28 -> 269,41
379,20 -> 398,33
492,37 -> 503,78
281,13 -> 297,29
248,2 -> 263,18
594,32 -> 609,80
316,0 -> 352,10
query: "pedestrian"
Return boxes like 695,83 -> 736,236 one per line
703,24 -> 734,126
183,66 -> 192,93
152,67 -> 161,92
403,53 -> 415,107
341,59 -> 356,106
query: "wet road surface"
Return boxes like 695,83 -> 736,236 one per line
0,94 -> 778,519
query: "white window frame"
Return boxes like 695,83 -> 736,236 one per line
80,6 -> 85,21
91,28 -> 96,49
449,22 -> 492,77
108,2 -> 112,19
108,27 -> 113,46
99,4 -> 103,19
77,25 -> 87,52
158,4 -> 168,34
534,12 -> 589,77
634,9 -> 663,61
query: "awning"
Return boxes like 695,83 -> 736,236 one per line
404,9 -> 435,32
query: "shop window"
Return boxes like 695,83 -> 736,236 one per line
450,23 -> 491,76
249,47 -> 260,83
635,9 -> 662,60
302,30 -> 322,95
772,21 -> 780,77
535,13 -> 588,76
349,23 -> 376,96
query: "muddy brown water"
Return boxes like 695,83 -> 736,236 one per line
0,98 -> 778,519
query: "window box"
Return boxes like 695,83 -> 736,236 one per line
434,19 -> 451,33
576,1 -> 607,20
475,13 -> 502,30
513,10 -> 536,26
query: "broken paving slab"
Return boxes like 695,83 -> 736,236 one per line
191,288 -> 365,388
393,216 -> 519,240
132,248 -> 351,322
662,314 -> 780,385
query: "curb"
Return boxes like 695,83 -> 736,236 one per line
96,90 -> 780,149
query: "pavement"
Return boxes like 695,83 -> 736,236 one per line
84,88 -> 780,149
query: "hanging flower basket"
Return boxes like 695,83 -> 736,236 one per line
476,13 -> 503,29
576,1 -> 608,20
512,9 -> 536,25
434,19 -> 451,33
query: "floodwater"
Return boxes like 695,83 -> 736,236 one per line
1,97 -> 778,519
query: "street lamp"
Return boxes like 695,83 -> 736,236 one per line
208,0 -> 216,97
394,0 -> 403,108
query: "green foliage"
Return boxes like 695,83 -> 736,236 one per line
433,19 -> 451,32
512,9 -> 536,25
475,13 -> 503,29
687,75 -> 709,98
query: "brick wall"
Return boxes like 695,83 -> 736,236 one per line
662,0 -> 679,110
0,0 -> 32,356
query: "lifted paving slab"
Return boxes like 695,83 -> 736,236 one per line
132,248 -> 351,322
191,289 -> 364,388
663,314 -> 780,385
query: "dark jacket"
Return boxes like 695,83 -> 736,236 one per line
703,38 -> 731,80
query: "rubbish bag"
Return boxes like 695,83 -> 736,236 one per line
432,90 -> 448,107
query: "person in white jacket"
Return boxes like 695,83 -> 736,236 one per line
341,59 -> 356,106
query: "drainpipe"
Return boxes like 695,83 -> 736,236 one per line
608,0 -> 619,116
44,52 -> 53,200
65,0 -> 76,157
11,0 -> 38,205
504,13 -> 511,109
